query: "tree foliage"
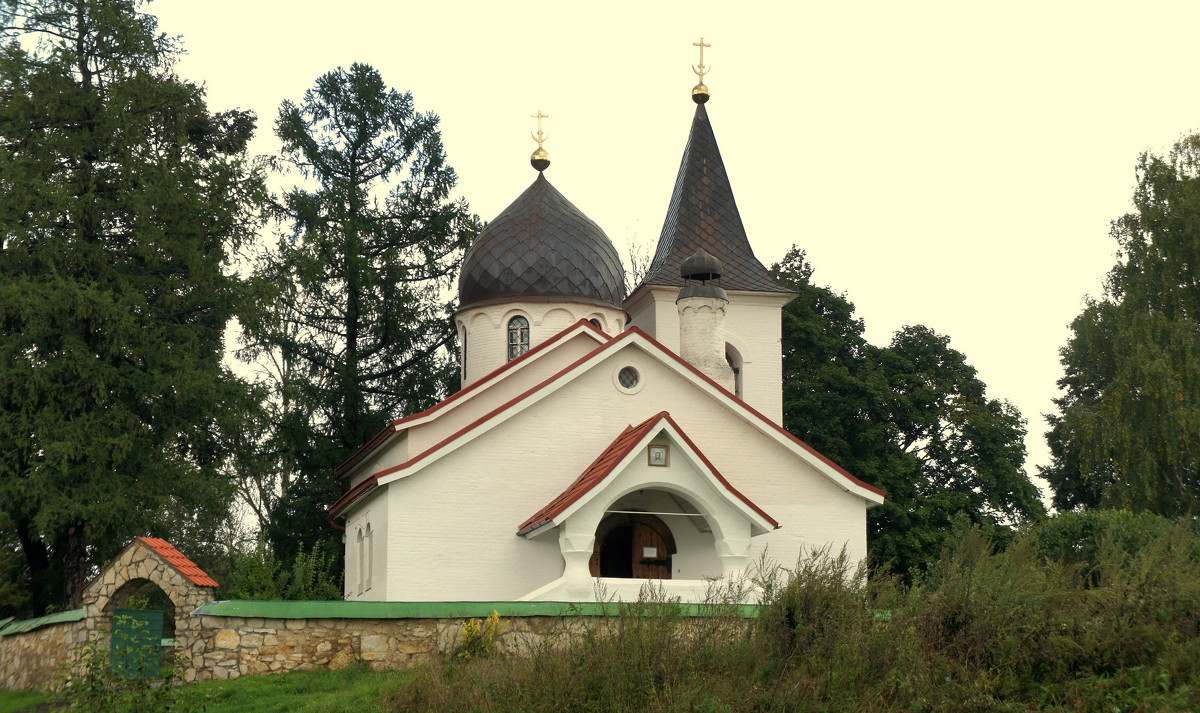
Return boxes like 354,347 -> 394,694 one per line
1044,134 -> 1200,515
773,247 -> 1043,577
0,0 -> 264,615
240,63 -> 480,564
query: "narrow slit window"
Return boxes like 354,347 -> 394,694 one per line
355,528 -> 364,595
508,316 -> 530,360
365,523 -> 373,591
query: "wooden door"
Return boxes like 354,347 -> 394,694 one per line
632,522 -> 671,579
591,513 -> 675,579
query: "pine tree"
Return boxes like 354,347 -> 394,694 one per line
240,63 -> 479,566
0,0 -> 265,614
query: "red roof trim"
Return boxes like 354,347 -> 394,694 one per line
334,319 -> 608,479
330,325 -> 882,519
136,537 -> 219,588
327,474 -> 380,521
629,328 -> 886,498
517,415 -> 660,535
516,411 -> 779,536
660,412 -> 779,527
367,329 -> 644,484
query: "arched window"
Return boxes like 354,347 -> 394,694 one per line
507,316 -> 530,360
364,523 -> 374,592
355,528 -> 364,595
726,344 -> 744,398
459,326 -> 467,381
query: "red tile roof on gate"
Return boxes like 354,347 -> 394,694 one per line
516,411 -> 779,536
138,537 -> 219,588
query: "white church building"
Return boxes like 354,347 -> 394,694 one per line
329,77 -> 886,603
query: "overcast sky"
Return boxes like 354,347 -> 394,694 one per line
151,0 -> 1200,494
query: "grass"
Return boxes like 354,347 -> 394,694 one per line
180,666 -> 409,713
0,667 -> 408,713
0,690 -> 51,713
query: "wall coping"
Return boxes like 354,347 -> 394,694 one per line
194,599 -> 760,619
0,609 -> 85,637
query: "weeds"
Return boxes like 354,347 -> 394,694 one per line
58,615 -> 200,713
386,511 -> 1200,712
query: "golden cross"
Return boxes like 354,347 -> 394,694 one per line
531,110 -> 549,148
692,37 -> 711,79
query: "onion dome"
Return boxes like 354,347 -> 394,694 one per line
678,250 -> 728,301
681,250 -> 722,281
458,173 -> 626,310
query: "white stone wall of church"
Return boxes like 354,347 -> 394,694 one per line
344,498 -> 387,601
403,333 -> 601,459
375,341 -> 869,602
455,301 -> 626,387
343,333 -> 606,487
627,288 -> 792,424
722,292 -> 793,425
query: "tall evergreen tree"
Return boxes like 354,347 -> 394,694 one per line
241,63 -> 479,564
774,247 -> 1043,577
1044,134 -> 1200,515
0,0 -> 265,614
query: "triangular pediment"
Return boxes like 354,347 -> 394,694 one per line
517,411 -> 778,538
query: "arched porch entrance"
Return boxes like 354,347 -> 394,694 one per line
589,512 -> 677,579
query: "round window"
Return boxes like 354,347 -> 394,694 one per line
618,366 -> 640,389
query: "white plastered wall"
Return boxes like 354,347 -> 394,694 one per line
455,301 -> 627,386
343,496 -> 387,600
626,287 -> 793,423
341,329 -> 604,488
368,340 -> 870,602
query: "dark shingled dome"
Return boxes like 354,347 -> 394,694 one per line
458,173 -> 625,310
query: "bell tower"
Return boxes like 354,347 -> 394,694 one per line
624,40 -> 795,421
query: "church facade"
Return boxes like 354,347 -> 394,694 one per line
329,79 -> 885,603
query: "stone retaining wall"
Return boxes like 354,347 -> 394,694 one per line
0,618 -> 84,691
188,613 -> 570,681
1,598 -> 751,690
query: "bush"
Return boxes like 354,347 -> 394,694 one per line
384,518 -> 1200,712
221,540 -> 342,601
59,615 -> 200,713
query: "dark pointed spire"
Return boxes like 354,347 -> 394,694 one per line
638,102 -> 792,293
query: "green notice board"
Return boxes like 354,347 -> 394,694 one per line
111,608 -> 164,679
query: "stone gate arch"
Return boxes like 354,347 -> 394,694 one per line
79,537 -> 217,677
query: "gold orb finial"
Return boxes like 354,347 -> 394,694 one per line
530,110 -> 550,171
691,37 -> 711,103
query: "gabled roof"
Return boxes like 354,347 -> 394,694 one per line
328,326 -> 885,521
516,415 -> 659,535
137,537 -> 219,588
516,411 -> 778,537
638,102 -> 791,294
335,319 -> 610,481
